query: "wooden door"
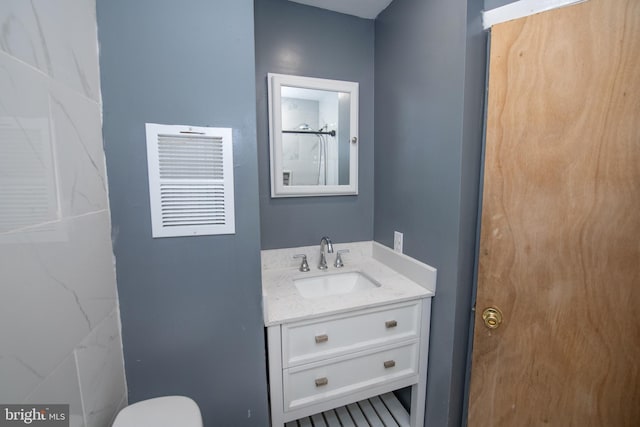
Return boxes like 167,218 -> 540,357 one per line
468,0 -> 640,425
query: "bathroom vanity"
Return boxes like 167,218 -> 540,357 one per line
262,242 -> 436,426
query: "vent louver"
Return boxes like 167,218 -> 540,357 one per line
146,124 -> 235,238
0,118 -> 58,233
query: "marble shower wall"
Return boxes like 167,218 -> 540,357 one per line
0,1 -> 126,426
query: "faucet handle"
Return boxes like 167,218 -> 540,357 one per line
334,249 -> 350,268
293,254 -> 310,272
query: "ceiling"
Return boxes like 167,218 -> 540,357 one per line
287,0 -> 394,19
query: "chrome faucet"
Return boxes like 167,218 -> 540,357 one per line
318,236 -> 334,270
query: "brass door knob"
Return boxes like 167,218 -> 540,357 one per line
482,307 -> 503,329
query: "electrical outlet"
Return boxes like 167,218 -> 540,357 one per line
394,231 -> 403,253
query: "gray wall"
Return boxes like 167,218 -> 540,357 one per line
255,0 -> 375,249
96,1 -> 269,426
374,0 -> 486,425
484,0 -> 518,11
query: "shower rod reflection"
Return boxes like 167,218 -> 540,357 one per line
282,129 -> 336,137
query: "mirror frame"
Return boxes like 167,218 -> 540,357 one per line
268,73 -> 359,198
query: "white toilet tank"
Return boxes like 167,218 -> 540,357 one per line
112,396 -> 203,427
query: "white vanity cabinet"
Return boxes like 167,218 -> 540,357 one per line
267,297 -> 432,426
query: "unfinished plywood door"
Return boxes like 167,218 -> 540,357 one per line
468,0 -> 640,426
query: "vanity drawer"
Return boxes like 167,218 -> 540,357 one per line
283,341 -> 418,411
282,301 -> 421,368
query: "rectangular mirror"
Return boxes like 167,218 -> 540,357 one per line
268,73 -> 358,197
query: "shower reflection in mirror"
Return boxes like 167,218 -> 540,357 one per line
268,74 -> 358,198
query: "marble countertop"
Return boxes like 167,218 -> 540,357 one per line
261,241 -> 436,326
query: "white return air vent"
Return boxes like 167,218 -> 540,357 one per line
145,123 -> 235,238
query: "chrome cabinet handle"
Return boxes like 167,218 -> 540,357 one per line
385,320 -> 398,328
314,334 -> 328,343
384,360 -> 396,369
315,377 -> 328,387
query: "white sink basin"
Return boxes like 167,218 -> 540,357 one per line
294,271 -> 381,299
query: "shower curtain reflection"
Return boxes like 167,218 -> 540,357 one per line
281,130 -> 335,185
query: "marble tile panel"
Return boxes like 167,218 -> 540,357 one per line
75,308 -> 126,427
0,355 -> 44,402
25,353 -> 85,427
50,80 -> 108,217
0,2 -> 50,74
0,47 -> 108,225
0,51 -> 58,233
0,211 -> 118,385
0,0 -> 101,101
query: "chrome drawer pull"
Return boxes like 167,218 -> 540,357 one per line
315,334 -> 329,343
315,377 -> 328,387
384,360 -> 396,369
385,320 -> 398,328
